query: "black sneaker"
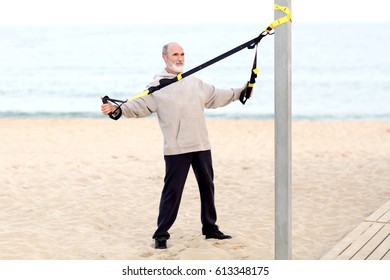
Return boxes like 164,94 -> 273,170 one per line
205,229 -> 232,240
154,237 -> 167,249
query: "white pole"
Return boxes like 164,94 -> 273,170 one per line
274,0 -> 292,260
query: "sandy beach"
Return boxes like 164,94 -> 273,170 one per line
0,118 -> 389,260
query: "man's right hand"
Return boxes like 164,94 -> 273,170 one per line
100,96 -> 116,115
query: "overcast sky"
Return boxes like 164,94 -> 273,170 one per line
0,0 -> 388,25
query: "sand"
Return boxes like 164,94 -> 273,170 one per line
0,118 -> 389,260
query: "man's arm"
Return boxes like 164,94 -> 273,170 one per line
204,82 -> 248,109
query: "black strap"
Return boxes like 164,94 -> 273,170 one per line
239,44 -> 259,104
138,32 -> 268,97
181,32 -> 266,79
131,32 -> 268,98
103,31 -> 270,119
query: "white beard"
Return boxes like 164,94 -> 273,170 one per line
168,62 -> 184,73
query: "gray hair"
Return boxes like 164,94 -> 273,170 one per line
162,42 -> 180,55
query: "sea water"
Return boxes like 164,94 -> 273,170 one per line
0,22 -> 389,120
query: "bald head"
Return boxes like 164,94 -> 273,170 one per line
162,42 -> 182,55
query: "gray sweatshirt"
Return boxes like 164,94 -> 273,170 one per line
121,70 -> 243,155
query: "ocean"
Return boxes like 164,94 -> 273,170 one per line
0,22 -> 389,120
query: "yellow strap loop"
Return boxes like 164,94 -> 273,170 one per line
128,89 -> 149,101
177,73 -> 183,80
253,68 -> 259,74
265,4 -> 292,33
248,83 -> 255,88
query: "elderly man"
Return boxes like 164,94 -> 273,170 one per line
101,42 -> 246,249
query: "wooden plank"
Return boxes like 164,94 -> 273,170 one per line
322,199 -> 390,260
321,222 -> 372,260
366,200 -> 390,222
378,209 -> 390,223
366,225 -> 390,260
335,223 -> 384,260
352,224 -> 390,259
382,249 -> 390,260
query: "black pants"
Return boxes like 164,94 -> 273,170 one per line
152,150 -> 218,239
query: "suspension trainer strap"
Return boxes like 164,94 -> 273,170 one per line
102,33 -> 268,112
102,4 -> 292,120
137,33 -> 268,99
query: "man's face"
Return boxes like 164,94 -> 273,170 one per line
163,44 -> 185,74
